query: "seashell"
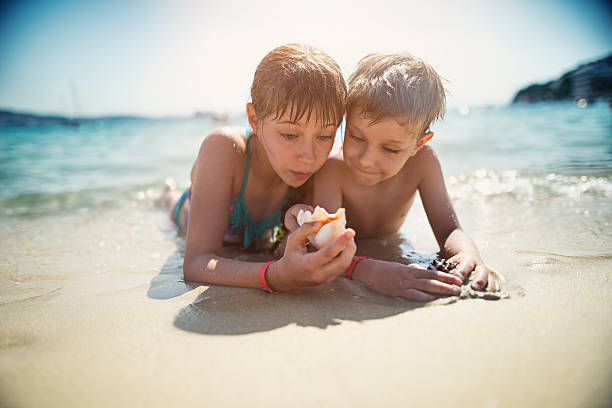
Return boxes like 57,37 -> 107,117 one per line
297,206 -> 347,249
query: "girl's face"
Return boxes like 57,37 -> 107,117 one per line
343,113 -> 427,187
249,104 -> 338,188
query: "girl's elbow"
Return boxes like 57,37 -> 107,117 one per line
182,254 -> 214,283
182,261 -> 196,282
182,259 -> 205,283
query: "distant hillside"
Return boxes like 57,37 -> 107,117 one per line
0,110 -> 156,127
0,110 -> 81,127
513,54 -> 612,104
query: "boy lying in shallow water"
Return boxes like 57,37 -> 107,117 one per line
287,53 -> 500,301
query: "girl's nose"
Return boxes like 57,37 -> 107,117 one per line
299,139 -> 315,164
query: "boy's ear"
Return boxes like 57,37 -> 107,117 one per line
246,103 -> 259,133
412,132 -> 433,156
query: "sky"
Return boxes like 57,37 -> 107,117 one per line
0,0 -> 611,117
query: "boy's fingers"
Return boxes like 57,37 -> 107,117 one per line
447,254 -> 461,265
453,261 -> 474,280
410,279 -> 460,296
398,288 -> 438,302
491,269 -> 506,283
415,269 -> 463,286
471,265 -> 489,290
486,274 -> 499,292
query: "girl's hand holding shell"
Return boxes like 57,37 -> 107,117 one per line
296,206 -> 347,249
266,214 -> 356,291
284,204 -> 314,233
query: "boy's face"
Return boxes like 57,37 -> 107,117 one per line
343,113 -> 428,187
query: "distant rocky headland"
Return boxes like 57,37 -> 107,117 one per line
513,54 -> 612,104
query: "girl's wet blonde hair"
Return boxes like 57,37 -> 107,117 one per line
347,53 -> 446,136
251,43 -> 346,127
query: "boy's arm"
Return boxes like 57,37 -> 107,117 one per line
312,158 -> 344,212
416,147 -> 497,291
284,159 -> 344,232
351,258 -> 462,301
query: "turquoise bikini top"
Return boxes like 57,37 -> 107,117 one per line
227,128 -> 288,249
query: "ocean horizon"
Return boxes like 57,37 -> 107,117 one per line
1,101 -> 610,218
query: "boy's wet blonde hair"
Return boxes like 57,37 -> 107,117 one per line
347,53 -> 446,136
251,43 -> 346,127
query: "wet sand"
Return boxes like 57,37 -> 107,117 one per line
1,202 -> 611,407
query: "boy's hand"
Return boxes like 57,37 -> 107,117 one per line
284,204 -> 314,232
445,253 -> 500,292
355,259 -> 463,302
268,221 -> 356,291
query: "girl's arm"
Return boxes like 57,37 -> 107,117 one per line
183,130 -> 356,291
416,147 -> 497,291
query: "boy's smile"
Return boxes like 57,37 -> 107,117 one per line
343,114 -> 426,187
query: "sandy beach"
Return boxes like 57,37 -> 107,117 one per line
1,191 -> 611,408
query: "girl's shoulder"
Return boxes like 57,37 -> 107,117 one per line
202,126 -> 249,156
192,126 -> 249,180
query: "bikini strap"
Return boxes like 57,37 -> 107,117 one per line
229,127 -> 289,250
239,127 -> 251,196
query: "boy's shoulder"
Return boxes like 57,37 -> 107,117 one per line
413,144 -> 439,162
398,145 -> 441,179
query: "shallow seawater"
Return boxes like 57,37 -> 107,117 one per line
0,102 -> 610,284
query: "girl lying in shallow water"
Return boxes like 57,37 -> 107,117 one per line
164,43 -> 357,293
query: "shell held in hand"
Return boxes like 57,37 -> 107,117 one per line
297,206 -> 347,249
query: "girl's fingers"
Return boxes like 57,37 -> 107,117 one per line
316,239 -> 356,282
398,288 -> 438,302
310,229 -> 356,265
415,269 -> 463,286
284,213 -> 299,232
284,204 -> 314,232
293,204 -> 314,215
410,278 -> 460,296
286,222 -> 323,249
